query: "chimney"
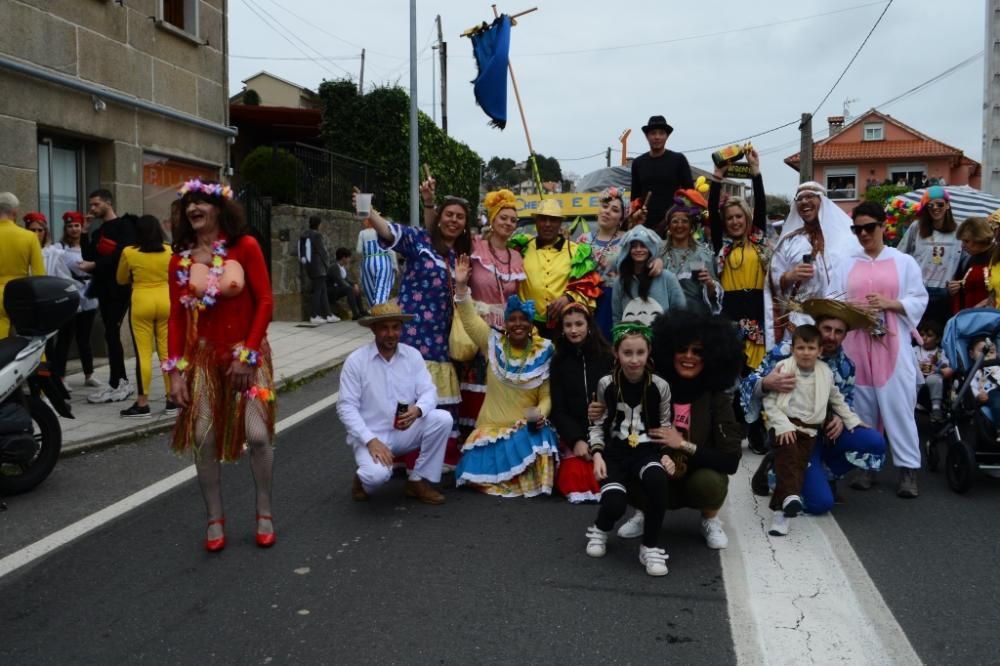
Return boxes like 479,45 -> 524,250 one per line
828,115 -> 845,135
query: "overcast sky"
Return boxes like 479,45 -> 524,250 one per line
228,0 -> 986,198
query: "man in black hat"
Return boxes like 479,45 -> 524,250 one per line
630,115 -> 693,235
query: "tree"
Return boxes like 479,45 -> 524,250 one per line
242,89 -> 261,106
319,80 -> 482,220
531,153 -> 563,184
484,156 -> 517,190
765,193 -> 791,219
863,184 -> 910,206
239,146 -> 301,202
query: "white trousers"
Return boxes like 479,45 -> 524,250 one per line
853,384 -> 921,470
354,409 -> 452,492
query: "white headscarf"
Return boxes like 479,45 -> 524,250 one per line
780,181 -> 860,258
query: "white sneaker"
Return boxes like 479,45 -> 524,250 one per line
87,384 -> 114,404
701,517 -> 728,549
768,512 -> 789,536
309,316 -> 326,325
326,314 -> 341,323
617,510 -> 645,539
638,545 -> 669,576
109,379 -> 134,402
585,525 -> 609,557
782,494 -> 803,517
84,376 -> 102,388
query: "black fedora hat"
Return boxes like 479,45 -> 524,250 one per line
642,115 -> 674,135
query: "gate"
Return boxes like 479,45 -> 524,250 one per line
238,184 -> 273,273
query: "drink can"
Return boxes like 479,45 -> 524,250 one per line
394,402 -> 408,429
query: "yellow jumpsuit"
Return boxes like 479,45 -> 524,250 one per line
116,245 -> 172,396
0,218 -> 45,337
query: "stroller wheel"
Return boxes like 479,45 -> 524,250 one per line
924,437 -> 941,473
945,440 -> 976,494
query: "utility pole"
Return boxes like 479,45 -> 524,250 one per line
984,0 -> 1000,195
431,45 -> 437,124
358,48 -> 365,95
799,112 -> 814,185
409,0 -> 419,225
436,14 -> 448,135
605,147 -> 611,167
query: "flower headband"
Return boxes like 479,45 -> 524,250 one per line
667,188 -> 709,223
612,321 -> 652,345
504,294 -> 536,322
178,178 -> 234,200
600,186 -> 624,204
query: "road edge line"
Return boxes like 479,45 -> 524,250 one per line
0,391 -> 339,580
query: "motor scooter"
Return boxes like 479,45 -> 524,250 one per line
0,276 -> 78,495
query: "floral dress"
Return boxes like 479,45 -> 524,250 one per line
577,231 -> 624,341
385,223 -> 460,404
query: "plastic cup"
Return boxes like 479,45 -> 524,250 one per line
355,193 -> 373,217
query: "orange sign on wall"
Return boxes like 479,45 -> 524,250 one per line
142,154 -> 218,226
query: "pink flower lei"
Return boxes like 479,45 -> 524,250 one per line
177,240 -> 227,310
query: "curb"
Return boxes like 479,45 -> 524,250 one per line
60,354 -> 350,458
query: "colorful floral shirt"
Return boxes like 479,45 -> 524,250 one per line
385,223 -> 454,362
577,231 -> 624,286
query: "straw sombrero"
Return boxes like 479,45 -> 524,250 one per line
797,298 -> 878,332
356,299 -> 415,327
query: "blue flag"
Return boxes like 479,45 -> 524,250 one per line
470,15 -> 511,129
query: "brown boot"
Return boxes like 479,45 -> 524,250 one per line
404,479 -> 445,505
351,473 -> 369,501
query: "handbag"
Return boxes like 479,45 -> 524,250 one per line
448,310 -> 477,362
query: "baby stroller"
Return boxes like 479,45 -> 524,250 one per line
927,308 -> 1000,493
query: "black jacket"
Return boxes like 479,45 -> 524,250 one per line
630,150 -> 693,230
82,215 -> 137,301
549,347 -> 613,446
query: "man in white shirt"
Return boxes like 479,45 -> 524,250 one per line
336,300 -> 451,504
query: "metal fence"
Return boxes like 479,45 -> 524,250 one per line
237,183 -> 272,273
272,142 -> 380,211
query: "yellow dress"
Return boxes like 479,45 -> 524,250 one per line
720,242 -> 766,370
0,218 -> 45,337
989,261 -> 1000,307
453,296 -> 558,497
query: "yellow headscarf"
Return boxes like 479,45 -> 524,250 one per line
484,189 -> 517,225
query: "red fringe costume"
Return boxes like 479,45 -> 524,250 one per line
167,234 -> 275,462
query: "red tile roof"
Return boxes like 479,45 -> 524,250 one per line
786,139 -> 963,166
785,109 -> 970,169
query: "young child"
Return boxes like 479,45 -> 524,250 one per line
915,319 -> 953,422
969,337 -> 1000,425
762,325 -> 862,536
585,321 -> 676,576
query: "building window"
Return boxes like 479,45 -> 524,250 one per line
888,165 -> 928,189
825,168 -> 858,201
863,123 -> 884,141
159,0 -> 199,38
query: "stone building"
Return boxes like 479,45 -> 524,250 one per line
0,0 -> 233,240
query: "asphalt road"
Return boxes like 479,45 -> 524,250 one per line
0,371 -> 734,664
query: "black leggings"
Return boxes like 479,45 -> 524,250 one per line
51,309 -> 97,378
595,451 -> 669,548
99,298 -> 130,388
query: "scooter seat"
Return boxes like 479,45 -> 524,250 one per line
0,337 -> 30,368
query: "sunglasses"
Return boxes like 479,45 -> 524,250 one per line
925,201 -> 948,210
850,222 -> 881,235
794,193 -> 820,203
678,344 -> 704,357
441,196 -> 470,207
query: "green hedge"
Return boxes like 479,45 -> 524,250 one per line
319,81 -> 482,221
239,146 -> 301,203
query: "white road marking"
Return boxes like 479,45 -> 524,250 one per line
721,454 -> 922,665
0,392 -> 339,580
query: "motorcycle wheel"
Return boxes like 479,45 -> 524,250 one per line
0,395 -> 62,495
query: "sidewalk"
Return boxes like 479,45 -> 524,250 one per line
59,320 -> 371,455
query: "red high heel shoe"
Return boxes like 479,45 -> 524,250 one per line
205,518 -> 226,552
256,514 -> 276,548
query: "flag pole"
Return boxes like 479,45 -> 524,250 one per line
490,5 -> 545,198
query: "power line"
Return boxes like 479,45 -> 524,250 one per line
554,151 -> 607,162
241,0 -> 353,78
263,0 -> 405,61
811,0 -> 893,115
676,119 -> 802,154
512,1 -> 885,58
231,54 -> 361,61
